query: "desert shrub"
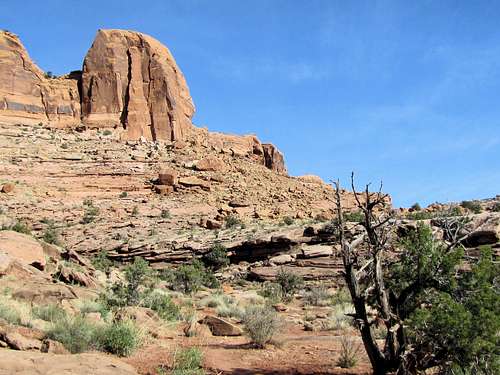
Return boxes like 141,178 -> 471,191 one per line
78,299 -> 108,318
242,305 -> 282,348
11,221 -> 31,234
171,347 -> 205,375
225,214 -> 242,228
336,336 -> 360,368
275,268 -> 303,302
405,211 -> 434,220
157,267 -> 175,283
173,260 -> 219,294
460,200 -> 482,214
203,243 -> 229,270
258,282 -> 283,303
331,287 -> 352,306
103,129 -> 112,136
0,303 -> 22,325
100,257 -> 153,309
344,210 -> 364,223
326,303 -> 355,330
91,250 -> 114,274
82,199 -> 99,224
32,304 -> 67,322
216,304 -> 244,319
282,216 -> 294,225
142,291 -> 181,321
44,71 -> 54,79
60,143 -> 69,149
42,221 -> 60,245
303,286 -> 330,306
410,203 -> 422,211
119,191 -> 128,198
160,209 -> 171,219
46,315 -> 96,353
97,320 -> 139,357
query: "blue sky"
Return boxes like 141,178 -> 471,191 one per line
2,0 -> 499,207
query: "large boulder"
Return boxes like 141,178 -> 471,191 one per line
0,231 -> 45,270
0,31 -> 81,126
81,29 -> 195,141
262,143 -> 287,174
463,213 -> 500,247
0,349 -> 139,375
200,315 -> 242,336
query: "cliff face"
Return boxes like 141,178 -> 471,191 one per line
0,29 -> 286,173
81,29 -> 195,141
0,31 -> 81,126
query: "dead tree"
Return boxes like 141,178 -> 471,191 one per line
334,174 -> 403,374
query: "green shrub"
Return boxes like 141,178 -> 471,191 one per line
405,211 -> 434,220
493,202 -> 500,212
46,315 -> 96,353
32,304 -> 67,322
0,303 -> 21,325
131,206 -> 139,217
203,243 -> 229,270
173,260 -> 219,294
460,200 -> 482,214
275,268 -> 303,302
282,216 -> 294,226
410,203 -> 422,211
225,215 -> 242,228
11,221 -> 31,235
336,336 -> 360,368
82,200 -> 99,224
171,347 -> 205,375
98,320 -> 139,357
91,250 -> 114,274
331,287 -> 352,306
119,191 -> 128,198
242,305 -> 282,348
258,282 -> 283,303
160,209 -> 171,219
42,221 -> 60,245
100,257 -> 153,308
103,129 -> 112,136
142,291 -> 180,321
343,211 -> 364,223
303,286 -> 330,306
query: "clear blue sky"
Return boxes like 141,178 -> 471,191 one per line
2,1 -> 499,207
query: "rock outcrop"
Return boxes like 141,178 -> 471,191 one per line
0,29 -> 287,172
0,31 -> 81,127
81,29 -> 195,141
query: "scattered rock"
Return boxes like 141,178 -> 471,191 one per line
200,315 -> 242,336
178,176 -> 211,191
1,183 -> 14,194
194,155 -> 226,172
0,231 -> 46,270
158,168 -> 178,186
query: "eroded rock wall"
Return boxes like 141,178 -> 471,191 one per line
0,31 -> 81,126
81,29 -> 195,141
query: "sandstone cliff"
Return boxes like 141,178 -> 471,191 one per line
0,29 -> 286,173
0,31 -> 81,126
81,29 -> 195,141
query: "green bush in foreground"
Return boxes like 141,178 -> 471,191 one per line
142,291 -> 181,321
172,347 -> 205,375
46,315 -> 96,354
242,305 -> 282,348
173,260 -> 219,294
0,303 -> 22,325
97,320 -> 140,357
203,243 -> 229,270
32,304 -> 67,322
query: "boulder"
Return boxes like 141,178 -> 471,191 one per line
194,155 -> 226,172
200,315 -> 242,336
269,254 -> 294,265
301,244 -> 334,258
1,183 -> 14,194
158,168 -> 178,186
40,339 -> 69,354
0,350 -> 139,374
178,176 -> 211,191
0,231 -> 45,270
81,29 -> 195,141
463,213 -> 500,247
155,185 -> 174,195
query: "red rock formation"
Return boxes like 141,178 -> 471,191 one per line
0,31 -> 81,126
0,29 -> 287,173
81,29 -> 195,141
